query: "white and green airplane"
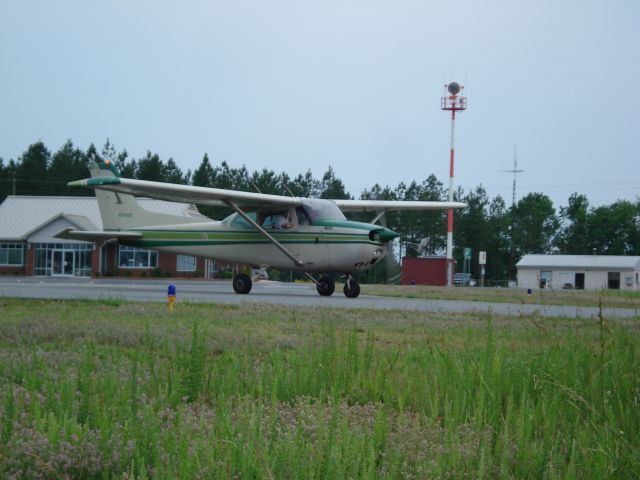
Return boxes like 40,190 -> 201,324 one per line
58,161 -> 464,298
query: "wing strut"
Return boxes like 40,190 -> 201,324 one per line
226,201 -> 304,267
371,210 -> 386,224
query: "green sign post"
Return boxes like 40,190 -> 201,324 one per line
463,248 -> 472,273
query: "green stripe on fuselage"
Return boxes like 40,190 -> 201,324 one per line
142,231 -> 205,240
313,219 -> 378,230
125,229 -> 381,248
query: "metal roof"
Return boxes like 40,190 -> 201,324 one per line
21,213 -> 99,239
0,196 -> 208,240
517,254 -> 640,270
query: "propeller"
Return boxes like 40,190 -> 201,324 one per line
377,212 -> 401,284
406,237 -> 429,255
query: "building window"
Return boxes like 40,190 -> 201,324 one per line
0,243 -> 23,266
607,272 -> 620,290
177,255 -> 197,272
32,243 -> 92,276
118,246 -> 158,269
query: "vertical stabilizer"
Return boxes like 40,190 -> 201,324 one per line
90,162 -> 206,230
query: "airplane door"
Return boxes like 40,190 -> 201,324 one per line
294,206 -> 331,269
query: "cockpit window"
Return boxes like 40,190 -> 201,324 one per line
301,199 -> 346,223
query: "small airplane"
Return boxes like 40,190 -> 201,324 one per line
57,161 -> 464,298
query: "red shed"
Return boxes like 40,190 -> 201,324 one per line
401,256 -> 454,286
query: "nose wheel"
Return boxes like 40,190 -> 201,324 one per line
343,274 -> 360,298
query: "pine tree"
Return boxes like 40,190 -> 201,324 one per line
49,140 -> 88,195
135,151 -> 164,181
320,166 -> 350,199
192,153 -> 214,187
16,141 -> 50,195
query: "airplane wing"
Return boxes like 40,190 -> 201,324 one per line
55,228 -> 143,242
332,200 -> 466,212
68,177 -> 301,209
68,177 -> 463,212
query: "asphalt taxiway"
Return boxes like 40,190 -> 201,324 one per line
0,277 -> 637,319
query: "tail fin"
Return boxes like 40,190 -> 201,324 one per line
90,162 -> 206,230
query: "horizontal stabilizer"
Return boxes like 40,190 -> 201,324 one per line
55,228 -> 143,242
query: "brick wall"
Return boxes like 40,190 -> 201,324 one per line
4,242 -> 214,279
0,265 -> 26,275
100,245 -> 206,278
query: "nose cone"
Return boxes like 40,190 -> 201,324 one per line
367,226 -> 400,243
379,228 -> 399,243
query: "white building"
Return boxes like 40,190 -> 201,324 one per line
516,254 -> 640,291
0,196 -> 214,278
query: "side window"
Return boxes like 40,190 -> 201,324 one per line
260,214 -> 275,228
259,211 -> 291,229
231,214 -> 253,229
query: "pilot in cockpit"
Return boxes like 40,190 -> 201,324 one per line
273,211 -> 292,229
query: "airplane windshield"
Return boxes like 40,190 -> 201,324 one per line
302,199 -> 346,223
222,212 -> 256,229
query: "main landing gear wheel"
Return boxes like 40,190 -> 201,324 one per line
343,277 -> 361,298
316,275 -> 335,296
232,273 -> 252,294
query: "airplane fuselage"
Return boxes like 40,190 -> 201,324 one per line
122,220 -> 387,272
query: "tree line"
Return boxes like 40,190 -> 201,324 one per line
1,140 -> 638,283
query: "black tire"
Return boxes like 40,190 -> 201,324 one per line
343,279 -> 360,298
316,275 -> 335,296
232,273 -> 252,294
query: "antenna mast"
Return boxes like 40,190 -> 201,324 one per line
502,145 -> 525,282
506,145 -> 525,209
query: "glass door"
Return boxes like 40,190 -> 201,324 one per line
51,249 -> 74,276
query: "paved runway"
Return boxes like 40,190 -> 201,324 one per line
0,277 -> 637,319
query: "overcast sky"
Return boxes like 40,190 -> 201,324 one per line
1,0 -> 638,207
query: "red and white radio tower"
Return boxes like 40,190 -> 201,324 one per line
441,82 -> 467,287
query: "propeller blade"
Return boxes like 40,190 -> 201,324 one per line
379,212 -> 401,284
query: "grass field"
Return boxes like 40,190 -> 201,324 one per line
361,284 -> 640,310
0,298 -> 639,479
